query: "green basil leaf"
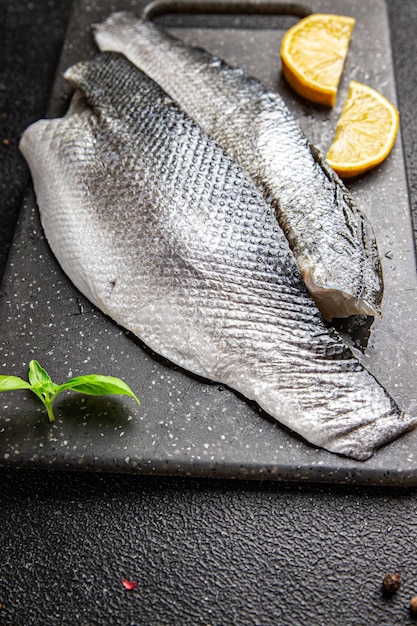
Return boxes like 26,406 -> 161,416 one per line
0,375 -> 33,392
28,361 -> 60,397
28,360 -> 52,387
56,375 -> 140,404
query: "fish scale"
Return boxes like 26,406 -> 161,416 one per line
19,52 -> 415,460
94,13 -> 384,321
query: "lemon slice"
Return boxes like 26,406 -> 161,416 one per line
281,13 -> 355,106
327,81 -> 400,178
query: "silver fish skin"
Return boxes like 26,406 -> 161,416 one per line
93,12 -> 384,322
19,53 -> 414,460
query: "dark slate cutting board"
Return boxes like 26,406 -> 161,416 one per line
1,0 -> 416,484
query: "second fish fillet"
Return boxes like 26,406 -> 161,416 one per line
94,12 -> 384,321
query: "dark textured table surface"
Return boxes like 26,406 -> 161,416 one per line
1,1 -> 417,624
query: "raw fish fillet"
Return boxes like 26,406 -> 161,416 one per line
19,53 -> 415,460
94,12 -> 384,321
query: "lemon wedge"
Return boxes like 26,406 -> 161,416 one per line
281,13 -> 355,106
327,81 -> 400,178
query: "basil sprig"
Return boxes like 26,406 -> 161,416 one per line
0,360 -> 139,422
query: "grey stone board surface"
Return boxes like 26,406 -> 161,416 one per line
0,0 -> 416,484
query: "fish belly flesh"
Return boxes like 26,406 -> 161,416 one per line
19,53 -> 414,460
94,12 -> 384,321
